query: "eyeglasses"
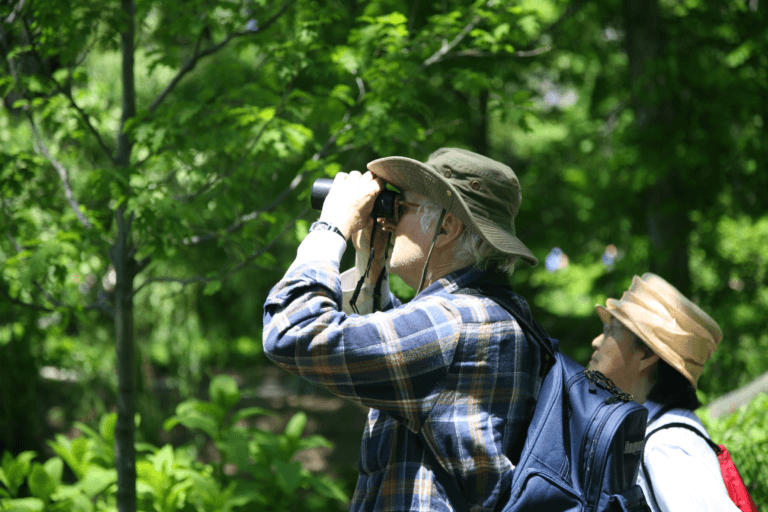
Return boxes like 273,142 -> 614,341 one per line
394,196 -> 423,223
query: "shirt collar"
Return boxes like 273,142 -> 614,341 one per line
415,266 -> 509,298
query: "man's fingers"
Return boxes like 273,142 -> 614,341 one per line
379,218 -> 397,233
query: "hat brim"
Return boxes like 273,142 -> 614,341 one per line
367,156 -> 538,266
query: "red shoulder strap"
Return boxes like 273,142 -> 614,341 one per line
715,445 -> 759,512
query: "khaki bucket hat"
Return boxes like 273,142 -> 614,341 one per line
596,273 -> 723,389
366,148 -> 538,266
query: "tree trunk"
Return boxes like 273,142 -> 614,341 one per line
113,1 -> 137,510
112,207 -> 136,512
624,0 -> 691,294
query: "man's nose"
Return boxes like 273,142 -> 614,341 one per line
591,334 -> 603,350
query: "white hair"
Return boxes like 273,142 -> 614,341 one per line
417,200 -> 518,277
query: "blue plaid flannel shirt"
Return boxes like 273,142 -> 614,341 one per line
263,256 -> 541,511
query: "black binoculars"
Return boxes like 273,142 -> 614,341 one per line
310,178 -> 400,219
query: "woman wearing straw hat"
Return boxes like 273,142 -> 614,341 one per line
263,148 -> 542,511
588,273 -> 739,512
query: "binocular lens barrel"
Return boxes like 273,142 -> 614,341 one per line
310,178 -> 398,219
310,178 -> 334,211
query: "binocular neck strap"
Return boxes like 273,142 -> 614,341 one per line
349,227 -> 392,314
416,207 -> 447,296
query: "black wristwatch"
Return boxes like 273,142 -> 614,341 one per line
309,220 -> 345,240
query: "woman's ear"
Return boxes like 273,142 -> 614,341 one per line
435,213 -> 464,248
639,352 -> 660,374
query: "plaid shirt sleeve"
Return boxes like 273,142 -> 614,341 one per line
263,260 -> 463,432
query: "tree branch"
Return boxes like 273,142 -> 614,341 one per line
3,30 -> 95,228
422,14 -> 482,68
706,370 -> 768,419
436,45 -> 552,61
132,207 -> 309,298
27,115 -> 94,229
0,287 -> 55,312
83,291 -> 115,318
148,0 -> 297,114
514,46 -> 552,58
21,17 -> 117,164
3,0 -> 28,24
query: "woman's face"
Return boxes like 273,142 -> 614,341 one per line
588,318 -> 647,397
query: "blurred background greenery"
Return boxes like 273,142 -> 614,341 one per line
1,0 -> 766,510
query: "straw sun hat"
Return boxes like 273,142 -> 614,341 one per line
596,273 -> 723,389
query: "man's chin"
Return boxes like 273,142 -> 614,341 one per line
386,263 -> 417,290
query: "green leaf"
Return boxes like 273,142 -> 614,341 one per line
27,464 -> 57,502
305,473 -> 349,502
166,414 -> 219,439
152,445 -> 174,474
0,497 -> 45,511
72,422 -> 100,441
99,413 -> 117,447
0,451 -> 36,497
226,480 -> 265,508
48,437 -> 86,479
209,375 -> 241,411
42,458 -> 63,487
274,460 -> 302,494
203,280 -> 222,296
297,434 -> 334,452
165,399 -> 224,438
77,467 -> 116,498
230,407 -> 277,425
283,412 -> 307,440
218,429 -> 250,470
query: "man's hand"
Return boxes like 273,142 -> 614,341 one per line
319,171 -> 385,240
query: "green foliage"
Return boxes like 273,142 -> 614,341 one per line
0,377 -> 348,511
163,375 -> 348,511
699,394 -> 768,509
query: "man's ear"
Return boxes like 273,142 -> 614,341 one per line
435,213 -> 464,248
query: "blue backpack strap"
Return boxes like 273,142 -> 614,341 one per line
641,421 -> 721,507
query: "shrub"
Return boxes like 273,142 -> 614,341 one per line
0,375 -> 348,511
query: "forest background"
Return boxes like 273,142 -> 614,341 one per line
1,0 -> 767,511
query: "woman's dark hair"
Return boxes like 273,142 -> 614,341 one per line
631,334 -> 701,411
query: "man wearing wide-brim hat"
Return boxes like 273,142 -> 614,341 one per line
263,148 -> 543,511
588,273 -> 741,512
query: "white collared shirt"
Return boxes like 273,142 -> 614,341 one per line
639,400 -> 740,512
